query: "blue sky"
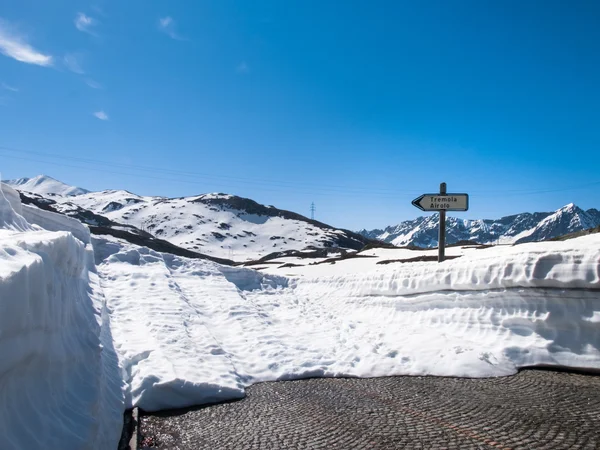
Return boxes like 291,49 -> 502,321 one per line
1,1 -> 599,230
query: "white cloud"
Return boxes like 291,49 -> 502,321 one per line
63,53 -> 84,74
1,82 -> 18,92
158,16 -> 184,40
75,13 -> 97,35
93,110 -> 108,120
159,16 -> 173,29
85,78 -> 102,89
0,19 -> 53,66
236,61 -> 250,74
91,5 -> 107,18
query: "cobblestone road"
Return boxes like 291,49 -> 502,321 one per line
140,370 -> 600,449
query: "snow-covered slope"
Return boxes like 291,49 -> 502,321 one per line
521,203 -> 598,243
0,183 -> 123,450
3,174 -> 89,196
96,230 -> 600,412
6,175 -> 371,261
360,204 -> 600,247
58,189 -> 369,261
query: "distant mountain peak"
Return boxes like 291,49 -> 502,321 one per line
359,203 -> 599,247
3,174 -> 89,197
192,193 -> 234,201
556,202 -> 579,213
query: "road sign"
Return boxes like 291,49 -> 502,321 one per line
411,193 -> 469,212
411,184 -> 469,263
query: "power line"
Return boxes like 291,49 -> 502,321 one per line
310,202 -> 316,220
0,145 -> 421,195
1,144 -> 599,199
0,151 -> 403,199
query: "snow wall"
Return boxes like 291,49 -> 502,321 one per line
0,183 -> 124,450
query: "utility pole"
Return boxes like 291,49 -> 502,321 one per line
310,202 -> 316,220
438,182 -> 446,263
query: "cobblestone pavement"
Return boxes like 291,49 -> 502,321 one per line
140,370 -> 600,449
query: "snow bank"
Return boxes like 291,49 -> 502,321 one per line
0,181 -> 31,232
97,233 -> 600,412
0,183 -> 123,450
21,203 -> 91,245
292,236 -> 600,295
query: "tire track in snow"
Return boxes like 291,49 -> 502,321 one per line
98,248 -> 245,410
162,264 -> 243,381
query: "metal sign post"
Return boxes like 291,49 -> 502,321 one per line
411,183 -> 469,263
438,183 -> 446,263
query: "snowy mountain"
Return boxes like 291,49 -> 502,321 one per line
359,203 -> 600,247
3,175 -> 89,196
6,175 -> 370,261
61,190 -> 369,260
8,175 -> 597,257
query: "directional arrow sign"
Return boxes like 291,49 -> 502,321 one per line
412,193 -> 469,212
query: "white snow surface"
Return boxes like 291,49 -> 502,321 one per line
2,178 -> 600,430
97,233 -> 600,412
0,183 -> 124,450
3,174 -> 89,197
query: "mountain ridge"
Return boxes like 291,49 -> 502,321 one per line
359,203 -> 600,247
3,174 -> 372,261
3,175 -> 89,196
5,174 -> 598,255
